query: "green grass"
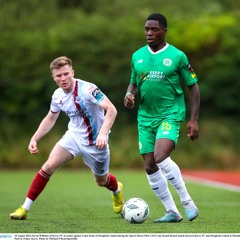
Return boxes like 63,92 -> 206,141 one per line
0,170 -> 240,233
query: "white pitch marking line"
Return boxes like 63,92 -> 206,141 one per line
183,175 -> 240,192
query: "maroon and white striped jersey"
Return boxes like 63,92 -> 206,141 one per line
50,79 -> 106,145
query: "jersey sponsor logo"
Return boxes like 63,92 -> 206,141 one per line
163,58 -> 172,66
92,88 -> 104,101
139,142 -> 142,150
147,71 -> 165,81
66,109 -> 85,117
137,59 -> 143,63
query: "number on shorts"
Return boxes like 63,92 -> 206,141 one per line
161,122 -> 172,131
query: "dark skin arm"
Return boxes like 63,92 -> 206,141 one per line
123,83 -> 138,108
187,83 -> 200,141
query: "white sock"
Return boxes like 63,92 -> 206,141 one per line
158,157 -> 192,203
112,187 -> 120,195
146,170 -> 179,214
22,197 -> 33,211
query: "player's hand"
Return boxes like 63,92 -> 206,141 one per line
187,120 -> 199,141
28,139 -> 40,154
124,93 -> 135,108
96,134 -> 107,149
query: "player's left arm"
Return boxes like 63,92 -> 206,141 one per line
96,96 -> 117,149
187,83 -> 200,141
179,53 -> 200,141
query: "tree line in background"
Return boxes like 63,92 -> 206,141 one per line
0,0 -> 240,169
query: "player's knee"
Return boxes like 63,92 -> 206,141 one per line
154,154 -> 169,164
95,177 -> 108,187
42,162 -> 57,175
144,162 -> 158,175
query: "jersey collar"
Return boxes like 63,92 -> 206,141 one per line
147,43 -> 169,54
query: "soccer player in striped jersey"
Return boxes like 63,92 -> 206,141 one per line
10,56 -> 124,220
124,13 -> 200,222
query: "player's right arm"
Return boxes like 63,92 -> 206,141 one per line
124,54 -> 138,109
28,111 -> 60,154
124,83 -> 137,109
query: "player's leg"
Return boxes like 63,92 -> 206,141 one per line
81,144 -> 124,214
10,144 -> 74,220
94,173 -> 124,214
139,124 -> 182,222
155,122 -> 199,221
157,155 -> 199,221
143,153 -> 182,223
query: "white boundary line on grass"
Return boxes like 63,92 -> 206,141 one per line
183,175 -> 240,192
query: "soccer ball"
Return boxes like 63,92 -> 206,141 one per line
121,198 -> 149,224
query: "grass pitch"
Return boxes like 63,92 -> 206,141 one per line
0,170 -> 240,234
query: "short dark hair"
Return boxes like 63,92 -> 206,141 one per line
146,13 -> 167,28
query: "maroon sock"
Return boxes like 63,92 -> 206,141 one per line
105,173 -> 118,192
27,169 -> 51,201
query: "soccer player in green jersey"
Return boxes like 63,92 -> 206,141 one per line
124,13 -> 200,223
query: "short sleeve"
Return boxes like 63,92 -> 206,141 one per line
50,98 -> 61,113
179,53 -> 198,86
86,84 -> 105,104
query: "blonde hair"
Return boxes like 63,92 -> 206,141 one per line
50,56 -> 72,71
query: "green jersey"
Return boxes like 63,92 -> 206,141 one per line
130,43 -> 198,126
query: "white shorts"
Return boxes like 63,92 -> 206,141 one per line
57,130 -> 110,176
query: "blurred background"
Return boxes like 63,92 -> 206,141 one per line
0,0 -> 240,170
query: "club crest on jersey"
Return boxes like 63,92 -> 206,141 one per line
75,96 -> 81,104
163,58 -> 172,66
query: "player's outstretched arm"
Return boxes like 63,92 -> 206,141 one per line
28,111 -> 60,154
